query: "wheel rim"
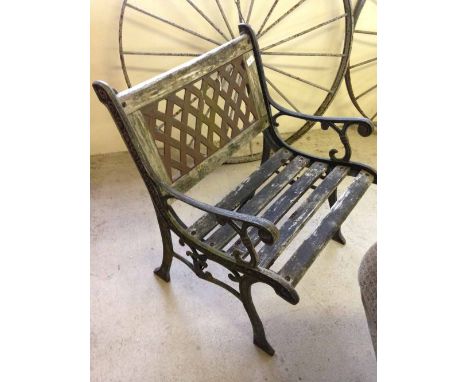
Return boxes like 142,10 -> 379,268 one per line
345,0 -> 377,125
118,0 -> 353,161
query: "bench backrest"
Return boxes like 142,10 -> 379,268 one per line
95,33 -> 269,193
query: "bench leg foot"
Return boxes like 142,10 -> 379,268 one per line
154,218 -> 173,283
239,278 -> 275,356
328,189 -> 346,245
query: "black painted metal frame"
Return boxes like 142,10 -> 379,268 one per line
93,23 -> 376,356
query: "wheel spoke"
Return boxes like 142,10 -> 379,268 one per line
262,51 -> 345,57
123,51 -> 201,57
355,84 -> 377,100
266,77 -> 300,112
246,0 -> 255,24
126,3 -> 222,45
185,0 -> 229,41
257,0 -> 279,35
355,29 -> 377,35
264,64 -> 332,93
259,0 -> 308,38
262,14 -> 347,51
349,57 -> 377,70
235,0 -> 245,22
215,0 -> 235,38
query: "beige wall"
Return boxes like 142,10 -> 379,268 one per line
90,0 -> 376,155
90,0 -> 128,154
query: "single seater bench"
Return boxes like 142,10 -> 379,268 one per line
93,24 -> 377,356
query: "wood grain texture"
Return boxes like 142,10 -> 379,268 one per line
258,165 -> 350,268
279,170 -> 374,286
189,148 -> 292,238
118,35 -> 252,114
229,161 -> 328,254
206,155 -> 310,249
127,111 -> 172,184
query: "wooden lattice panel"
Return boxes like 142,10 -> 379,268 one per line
140,55 -> 259,182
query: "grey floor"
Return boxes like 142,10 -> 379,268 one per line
91,131 -> 377,382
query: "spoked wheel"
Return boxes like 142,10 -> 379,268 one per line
345,0 -> 377,125
119,0 -> 353,162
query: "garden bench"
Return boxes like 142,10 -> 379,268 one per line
93,24 -> 377,356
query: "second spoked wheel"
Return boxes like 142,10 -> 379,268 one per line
119,0 -> 354,160
345,0 -> 377,125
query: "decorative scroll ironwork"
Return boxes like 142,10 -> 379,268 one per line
220,219 -> 259,267
94,22 -> 376,357
271,112 -> 373,163
179,242 -> 242,299
319,121 -> 370,162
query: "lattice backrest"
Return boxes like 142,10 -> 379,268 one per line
117,34 -> 268,192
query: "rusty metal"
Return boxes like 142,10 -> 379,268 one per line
264,64 -> 332,93
344,0 -> 377,123
126,3 -> 222,45
118,0 -> 354,162
185,0 -> 228,41
258,0 -> 308,38
122,51 -> 201,57
93,23 -> 377,356
265,77 -> 300,112
215,0 -> 235,38
246,0 -> 254,24
261,13 -> 348,51
257,0 -> 279,35
261,51 -> 345,57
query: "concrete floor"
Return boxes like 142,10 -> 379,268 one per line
91,131 -> 377,382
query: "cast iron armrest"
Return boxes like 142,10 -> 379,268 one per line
155,180 -> 279,267
268,99 -> 374,163
270,99 -> 374,136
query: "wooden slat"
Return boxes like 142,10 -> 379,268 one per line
258,166 -> 350,268
242,51 -> 268,121
127,111 -> 172,184
279,171 -> 374,286
188,148 -> 293,238
118,35 -> 252,114
228,161 -> 328,253
205,155 -> 310,249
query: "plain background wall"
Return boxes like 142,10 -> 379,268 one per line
90,0 -> 376,155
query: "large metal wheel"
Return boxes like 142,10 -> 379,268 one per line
345,0 -> 377,124
118,0 -> 353,161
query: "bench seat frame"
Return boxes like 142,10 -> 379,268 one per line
93,24 -> 377,356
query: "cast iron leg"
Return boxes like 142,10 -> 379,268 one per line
328,189 -> 346,245
153,216 -> 174,282
261,135 -> 272,164
239,277 -> 275,356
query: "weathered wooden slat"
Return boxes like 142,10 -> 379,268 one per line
188,148 -> 293,238
279,171 -> 374,286
258,166 -> 350,268
242,51 -> 268,121
206,155 -> 310,249
228,161 -> 328,253
118,35 -> 252,114
127,111 -> 172,184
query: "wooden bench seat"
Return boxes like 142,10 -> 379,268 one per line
191,147 -> 373,282
93,23 -> 376,356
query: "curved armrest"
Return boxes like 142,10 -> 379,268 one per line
268,100 -> 374,163
270,99 -> 374,137
157,181 -> 279,251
